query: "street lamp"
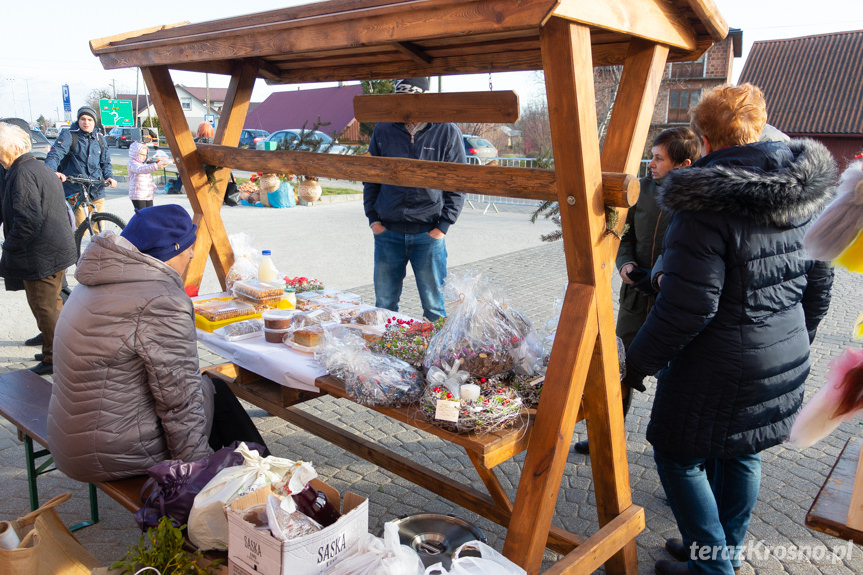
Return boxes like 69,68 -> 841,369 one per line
25,79 -> 33,123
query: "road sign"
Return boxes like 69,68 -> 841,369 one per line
99,99 -> 135,126
62,85 -> 71,112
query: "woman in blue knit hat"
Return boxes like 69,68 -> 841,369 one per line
47,205 -> 266,482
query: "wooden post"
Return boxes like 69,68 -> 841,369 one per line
183,62 -> 257,288
504,18 -> 638,574
580,37 -> 670,574
141,65 -> 235,290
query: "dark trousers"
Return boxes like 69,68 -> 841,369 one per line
23,271 -> 65,364
131,199 -> 154,210
207,378 -> 269,454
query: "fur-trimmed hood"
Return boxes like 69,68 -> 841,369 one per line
658,138 -> 837,227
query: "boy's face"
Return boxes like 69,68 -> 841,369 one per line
648,144 -> 688,179
78,116 -> 95,134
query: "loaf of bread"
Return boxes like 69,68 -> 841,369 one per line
293,328 -> 322,348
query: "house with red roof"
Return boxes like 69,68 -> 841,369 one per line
738,30 -> 863,168
244,84 -> 364,143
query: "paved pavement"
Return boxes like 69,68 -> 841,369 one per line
2,184 -> 863,573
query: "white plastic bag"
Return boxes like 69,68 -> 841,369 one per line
424,541 -> 526,575
324,522 -> 424,575
188,443 -> 296,550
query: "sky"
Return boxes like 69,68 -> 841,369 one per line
2,0 -> 862,126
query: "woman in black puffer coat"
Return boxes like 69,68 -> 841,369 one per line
624,84 -> 837,575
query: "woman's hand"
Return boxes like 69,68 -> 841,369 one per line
620,262 -> 636,284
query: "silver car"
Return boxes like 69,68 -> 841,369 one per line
462,135 -> 498,165
259,129 -> 349,154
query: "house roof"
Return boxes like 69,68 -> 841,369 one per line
90,0 -> 727,84
181,86 -> 230,103
243,84 -> 363,137
738,30 -> 863,135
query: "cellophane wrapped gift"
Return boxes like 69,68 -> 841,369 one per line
225,233 -> 260,289
423,271 -> 543,378
317,328 -> 423,407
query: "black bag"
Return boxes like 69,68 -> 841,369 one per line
224,173 -> 240,206
167,178 -> 183,194
133,441 -> 266,530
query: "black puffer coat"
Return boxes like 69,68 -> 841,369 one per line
626,139 -> 837,458
0,153 -> 77,281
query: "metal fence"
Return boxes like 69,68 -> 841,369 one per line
462,157 -> 651,213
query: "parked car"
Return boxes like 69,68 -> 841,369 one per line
106,126 -> 159,149
239,129 -> 270,148
462,135 -> 498,164
259,129 -> 349,154
29,127 -> 52,161
44,126 -> 60,139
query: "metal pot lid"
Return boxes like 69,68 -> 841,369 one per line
391,513 -> 486,569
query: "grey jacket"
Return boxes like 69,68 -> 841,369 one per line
47,233 -> 212,482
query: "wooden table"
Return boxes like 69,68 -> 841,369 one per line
203,362 -> 584,555
806,437 -> 863,544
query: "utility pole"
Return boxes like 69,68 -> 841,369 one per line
25,79 -> 33,123
112,79 -> 117,99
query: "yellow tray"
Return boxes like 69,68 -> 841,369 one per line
195,297 -> 294,332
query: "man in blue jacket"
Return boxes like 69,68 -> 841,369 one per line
45,106 -> 117,227
363,78 -> 466,321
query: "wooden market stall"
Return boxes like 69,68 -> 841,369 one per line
90,2 -> 728,573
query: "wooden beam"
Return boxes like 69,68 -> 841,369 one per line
93,0 -> 557,70
89,21 -> 188,53
543,506 -> 645,575
503,281 -> 599,573
141,66 -> 234,290
353,91 -> 520,123
184,61 -> 257,289
553,0 -> 698,52
197,144 -> 636,207
684,0 -> 730,41
392,41 -> 432,64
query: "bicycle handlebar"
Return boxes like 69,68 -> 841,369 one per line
64,176 -> 109,186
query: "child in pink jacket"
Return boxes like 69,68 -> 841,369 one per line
128,141 -> 171,210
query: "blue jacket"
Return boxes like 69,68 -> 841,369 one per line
363,122 -> 465,234
45,122 -> 113,201
626,139 -> 837,459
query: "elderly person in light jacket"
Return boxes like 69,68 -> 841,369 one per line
47,205 -> 265,482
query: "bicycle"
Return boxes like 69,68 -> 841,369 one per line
64,176 -> 127,258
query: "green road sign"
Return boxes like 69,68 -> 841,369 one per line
99,99 -> 135,126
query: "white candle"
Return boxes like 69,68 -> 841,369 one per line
460,383 -> 481,402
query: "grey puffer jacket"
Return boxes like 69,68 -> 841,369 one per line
47,233 -> 212,482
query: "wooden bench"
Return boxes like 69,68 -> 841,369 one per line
0,369 -> 147,529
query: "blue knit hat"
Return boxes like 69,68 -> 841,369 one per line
121,205 -> 197,262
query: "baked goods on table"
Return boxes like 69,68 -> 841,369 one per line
262,309 -> 298,329
215,318 -> 264,341
352,307 -> 393,326
290,308 -> 340,328
232,279 -> 285,299
194,298 -> 256,322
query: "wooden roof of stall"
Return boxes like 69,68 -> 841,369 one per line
90,0 -> 727,83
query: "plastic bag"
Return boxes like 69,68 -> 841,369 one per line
424,541 -> 526,575
788,348 -> 863,448
225,233 -> 260,289
318,328 -> 424,407
424,272 -> 542,378
324,522 -> 424,575
188,443 -> 297,550
269,181 -> 296,208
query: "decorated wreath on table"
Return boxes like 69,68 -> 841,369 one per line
420,383 -> 524,434
369,317 -> 444,367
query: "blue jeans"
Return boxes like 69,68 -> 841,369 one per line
654,449 -> 761,575
373,229 -> 447,321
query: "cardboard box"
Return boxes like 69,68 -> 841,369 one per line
227,480 -> 368,575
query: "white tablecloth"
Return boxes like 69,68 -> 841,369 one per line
197,327 -> 326,392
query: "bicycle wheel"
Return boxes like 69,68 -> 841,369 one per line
75,212 -> 127,258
